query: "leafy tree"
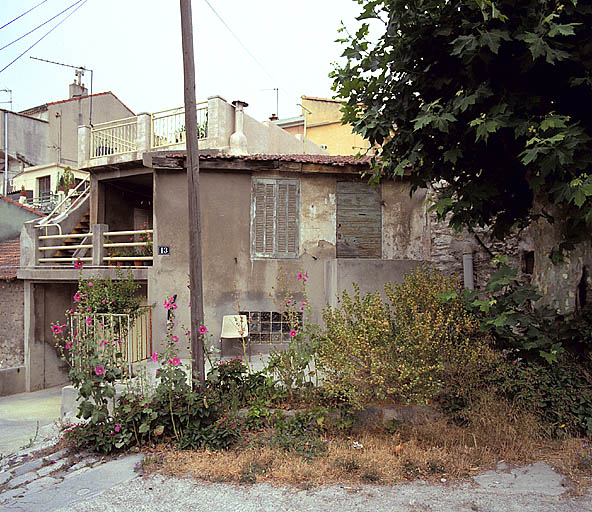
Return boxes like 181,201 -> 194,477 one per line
332,0 -> 592,257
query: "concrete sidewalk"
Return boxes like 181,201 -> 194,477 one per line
0,386 -> 62,457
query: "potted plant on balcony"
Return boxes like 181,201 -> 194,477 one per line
107,247 -> 126,267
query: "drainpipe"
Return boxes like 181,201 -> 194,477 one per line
463,244 -> 474,290
229,100 -> 248,155
3,111 -> 7,195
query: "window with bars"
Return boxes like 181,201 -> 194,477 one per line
251,178 -> 300,259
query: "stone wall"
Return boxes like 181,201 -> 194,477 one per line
0,280 -> 24,369
428,210 -> 530,290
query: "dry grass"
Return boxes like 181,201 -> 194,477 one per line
143,399 -> 592,492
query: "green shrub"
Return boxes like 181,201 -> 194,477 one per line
316,267 -> 486,408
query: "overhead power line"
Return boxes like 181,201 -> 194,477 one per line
0,0 -> 49,31
201,0 -> 276,85
1,0 -> 85,52
0,0 -> 88,75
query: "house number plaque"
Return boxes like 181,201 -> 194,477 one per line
158,246 -> 170,255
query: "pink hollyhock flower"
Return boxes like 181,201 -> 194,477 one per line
172,357 -> 180,367
305,271 -> 309,280
199,325 -> 207,334
65,343 -> 71,350
88,282 -> 93,287
297,272 -> 303,280
114,423 -> 120,433
186,329 -> 191,336
69,308 -> 74,314
151,351 -> 158,362
171,335 -> 179,343
155,369 -> 159,377
290,329 -> 297,337
286,299 -> 291,304
102,298 -> 107,303
51,324 -> 63,334
74,259 -> 83,270
94,365 -> 105,375
85,317 -> 92,326
73,292 -> 81,302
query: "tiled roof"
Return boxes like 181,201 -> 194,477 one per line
198,153 -> 372,166
0,195 -> 46,217
0,239 -> 20,280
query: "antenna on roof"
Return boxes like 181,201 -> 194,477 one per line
261,87 -> 279,119
30,56 -> 94,126
0,88 -> 12,111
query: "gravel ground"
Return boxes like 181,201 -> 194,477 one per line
53,467 -> 592,512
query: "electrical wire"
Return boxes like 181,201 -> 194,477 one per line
201,0 -> 276,84
0,0 -> 88,75
201,0 -> 299,114
0,0 -> 85,52
0,0 -> 49,31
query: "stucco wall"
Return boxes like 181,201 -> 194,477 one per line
0,197 -> 42,241
0,280 -> 24,369
47,93 -> 134,167
148,167 -> 432,353
0,110 -> 48,178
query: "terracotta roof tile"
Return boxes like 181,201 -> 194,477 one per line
1,195 -> 46,216
0,238 -> 20,280
160,153 -> 372,167
0,195 -> 46,216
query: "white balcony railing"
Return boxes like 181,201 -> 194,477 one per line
90,116 -> 138,158
151,103 -> 208,149
88,104 -> 208,160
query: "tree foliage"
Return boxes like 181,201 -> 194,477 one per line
332,0 -> 592,248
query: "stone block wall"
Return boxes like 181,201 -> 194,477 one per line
0,280 -> 24,369
428,211 -> 529,290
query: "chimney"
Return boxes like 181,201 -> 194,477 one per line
69,81 -> 88,99
269,114 -> 278,121
69,68 -> 88,98
229,100 -> 249,155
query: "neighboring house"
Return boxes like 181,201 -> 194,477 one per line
0,109 -> 48,194
11,163 -> 89,214
2,75 -> 134,209
0,196 -> 44,396
274,96 -> 371,156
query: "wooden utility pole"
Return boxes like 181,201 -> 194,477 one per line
180,0 -> 205,390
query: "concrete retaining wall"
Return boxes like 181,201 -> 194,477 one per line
0,366 -> 26,396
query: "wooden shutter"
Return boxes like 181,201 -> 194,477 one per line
276,181 -> 299,257
252,181 -> 275,257
336,181 -> 382,258
252,178 -> 299,258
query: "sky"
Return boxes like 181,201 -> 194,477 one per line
0,0 -> 363,122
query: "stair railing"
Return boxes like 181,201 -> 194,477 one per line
38,176 -> 90,228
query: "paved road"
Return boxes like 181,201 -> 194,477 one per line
0,386 -> 62,457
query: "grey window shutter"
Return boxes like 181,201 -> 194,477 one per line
253,181 -> 275,256
276,181 -> 299,257
252,178 -> 299,259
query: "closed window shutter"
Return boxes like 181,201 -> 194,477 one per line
336,181 -> 382,258
253,181 -> 275,256
252,178 -> 299,258
276,181 -> 299,257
